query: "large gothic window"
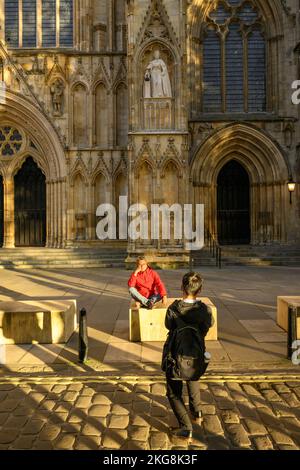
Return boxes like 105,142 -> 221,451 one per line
5,0 -> 20,47
5,0 -> 73,48
202,0 -> 266,113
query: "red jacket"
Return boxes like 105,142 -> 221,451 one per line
128,267 -> 167,298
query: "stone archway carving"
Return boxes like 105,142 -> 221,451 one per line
190,123 -> 290,245
188,0 -> 284,39
0,90 -> 66,248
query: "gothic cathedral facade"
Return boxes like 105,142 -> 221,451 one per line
0,1 -> 299,266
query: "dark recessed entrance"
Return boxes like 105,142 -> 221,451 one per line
0,176 -> 3,247
14,157 -> 46,247
217,160 -> 250,245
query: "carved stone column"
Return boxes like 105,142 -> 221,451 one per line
66,181 -> 74,244
107,0 -> 115,52
61,178 -> 67,247
53,180 -> 58,247
3,176 -> 15,248
251,183 -> 258,245
77,0 -> 93,51
49,180 -> 53,248
57,179 -> 63,248
108,90 -> 114,147
86,182 -> 94,240
46,180 -> 51,247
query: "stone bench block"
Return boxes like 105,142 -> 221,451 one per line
277,296 -> 300,339
129,297 -> 217,342
0,300 -> 77,344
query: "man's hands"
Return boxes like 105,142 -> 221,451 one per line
134,267 -> 141,277
162,296 -> 168,306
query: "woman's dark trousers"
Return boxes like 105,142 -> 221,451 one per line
166,376 -> 201,431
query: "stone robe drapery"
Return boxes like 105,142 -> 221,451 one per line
144,58 -> 172,98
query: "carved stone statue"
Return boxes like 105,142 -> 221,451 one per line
32,57 -> 39,73
144,50 -> 172,98
50,79 -> 64,116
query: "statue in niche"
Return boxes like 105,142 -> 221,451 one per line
50,79 -> 64,116
32,57 -> 39,73
143,50 -> 172,98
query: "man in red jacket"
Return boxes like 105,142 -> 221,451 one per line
128,257 -> 168,309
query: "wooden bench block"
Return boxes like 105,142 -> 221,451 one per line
0,300 -> 77,345
277,296 -> 300,339
129,297 -> 218,342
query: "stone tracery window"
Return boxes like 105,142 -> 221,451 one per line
0,127 -> 23,157
202,0 -> 266,113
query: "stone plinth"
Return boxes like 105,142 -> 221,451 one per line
143,98 -> 173,129
129,297 -> 217,342
0,300 -> 77,344
277,296 -> 300,339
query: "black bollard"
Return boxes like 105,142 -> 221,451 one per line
79,308 -> 88,363
287,305 -> 299,360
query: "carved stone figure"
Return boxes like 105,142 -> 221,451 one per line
144,50 -> 172,98
50,79 -> 64,116
32,57 -> 39,73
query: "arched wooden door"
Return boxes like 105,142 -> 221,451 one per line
14,157 -> 46,247
217,160 -> 250,245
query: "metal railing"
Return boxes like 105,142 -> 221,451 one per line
189,230 -> 222,270
207,229 -> 222,269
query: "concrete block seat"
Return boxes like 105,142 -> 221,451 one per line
0,300 -> 77,344
277,296 -> 300,339
129,297 -> 217,342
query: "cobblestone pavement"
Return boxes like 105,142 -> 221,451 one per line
0,375 -> 300,450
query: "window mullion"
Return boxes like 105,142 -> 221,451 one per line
56,0 -> 60,47
19,0 -> 22,47
37,0 -> 42,47
244,31 -> 249,113
221,31 -> 226,113
199,40 -> 203,113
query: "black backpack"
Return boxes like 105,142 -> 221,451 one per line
163,315 -> 208,381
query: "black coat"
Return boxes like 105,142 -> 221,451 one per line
162,299 -> 214,372
165,299 -> 214,336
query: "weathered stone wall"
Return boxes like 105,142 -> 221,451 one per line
0,0 -> 298,254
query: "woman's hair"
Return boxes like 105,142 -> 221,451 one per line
182,272 -> 203,296
136,256 -> 149,266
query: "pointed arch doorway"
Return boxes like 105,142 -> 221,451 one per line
14,157 -> 46,247
217,160 -> 251,245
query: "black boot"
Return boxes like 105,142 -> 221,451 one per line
190,410 -> 202,423
170,427 -> 192,439
146,299 -> 154,310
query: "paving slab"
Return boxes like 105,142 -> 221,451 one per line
0,266 -> 299,370
250,333 -> 286,343
239,320 -> 285,333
